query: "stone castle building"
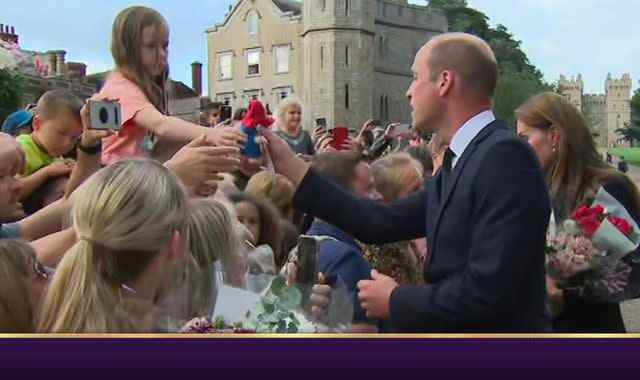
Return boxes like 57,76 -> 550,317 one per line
0,24 -> 97,105
559,73 -> 632,148
206,0 -> 448,130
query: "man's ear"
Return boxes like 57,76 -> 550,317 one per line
439,70 -> 454,97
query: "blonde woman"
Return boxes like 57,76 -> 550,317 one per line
37,159 -> 189,333
516,92 -> 640,332
245,170 -> 299,260
274,98 -> 315,156
246,171 -> 295,221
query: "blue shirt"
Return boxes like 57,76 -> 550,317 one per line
0,223 -> 21,239
307,220 -> 373,324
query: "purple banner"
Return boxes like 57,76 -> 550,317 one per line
2,337 -> 639,378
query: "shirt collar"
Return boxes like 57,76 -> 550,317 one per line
449,110 -> 495,167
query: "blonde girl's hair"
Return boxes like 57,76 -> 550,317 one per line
371,153 -> 423,202
516,92 -> 640,216
37,159 -> 188,333
245,171 -> 295,218
186,199 -> 241,270
111,6 -> 170,112
185,199 -> 243,314
0,240 -> 38,333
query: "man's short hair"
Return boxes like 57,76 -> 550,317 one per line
426,33 -> 498,97
36,89 -> 82,122
312,151 -> 363,191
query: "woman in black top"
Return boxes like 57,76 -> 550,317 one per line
516,92 -> 640,332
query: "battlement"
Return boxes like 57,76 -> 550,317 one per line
606,73 -> 632,89
558,74 -> 584,91
375,0 -> 447,32
583,94 -> 606,106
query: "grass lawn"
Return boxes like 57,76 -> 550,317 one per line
609,148 -> 640,166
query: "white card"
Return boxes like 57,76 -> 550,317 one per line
212,285 -> 262,324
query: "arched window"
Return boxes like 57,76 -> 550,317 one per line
248,10 -> 259,35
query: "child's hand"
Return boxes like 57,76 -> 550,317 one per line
206,126 -> 247,148
46,161 -> 74,178
80,98 -> 116,147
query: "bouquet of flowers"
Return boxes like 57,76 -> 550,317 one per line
546,187 -> 640,301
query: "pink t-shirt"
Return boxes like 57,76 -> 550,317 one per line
97,71 -> 155,165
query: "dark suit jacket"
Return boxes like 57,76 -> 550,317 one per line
293,120 -> 552,332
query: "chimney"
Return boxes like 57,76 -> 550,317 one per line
53,50 -> 67,76
0,24 -> 19,45
67,62 -> 87,81
191,61 -> 203,96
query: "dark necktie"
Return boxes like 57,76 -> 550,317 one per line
440,148 -> 456,197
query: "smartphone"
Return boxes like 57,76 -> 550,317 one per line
389,124 -> 411,138
89,100 -> 121,130
330,126 -> 349,150
296,235 -> 320,285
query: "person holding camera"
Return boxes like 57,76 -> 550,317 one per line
97,6 -> 246,166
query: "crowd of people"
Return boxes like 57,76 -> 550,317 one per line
0,5 -> 639,333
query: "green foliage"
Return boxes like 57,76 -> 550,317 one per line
494,71 -> 553,127
246,276 -> 303,333
0,68 -> 25,123
614,89 -> 640,147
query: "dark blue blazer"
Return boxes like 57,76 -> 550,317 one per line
293,120 -> 552,332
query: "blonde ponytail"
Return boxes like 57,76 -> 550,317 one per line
38,159 -> 187,333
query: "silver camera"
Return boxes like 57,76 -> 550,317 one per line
89,100 -> 121,130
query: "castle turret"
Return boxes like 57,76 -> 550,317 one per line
558,74 -> 584,111
302,0 -> 376,130
606,73 -> 632,147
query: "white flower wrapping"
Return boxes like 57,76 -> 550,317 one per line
589,186 -> 640,261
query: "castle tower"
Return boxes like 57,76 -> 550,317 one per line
605,73 -> 632,147
302,0 -> 376,130
558,74 -> 584,111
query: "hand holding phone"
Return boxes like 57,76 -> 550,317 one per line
88,100 -> 121,130
330,126 -> 349,151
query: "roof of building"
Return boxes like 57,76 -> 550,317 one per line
272,0 -> 301,15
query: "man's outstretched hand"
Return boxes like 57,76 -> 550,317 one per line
259,127 -> 310,189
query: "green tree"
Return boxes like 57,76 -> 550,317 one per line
617,88 -> 640,147
0,68 -> 25,124
493,71 -> 552,126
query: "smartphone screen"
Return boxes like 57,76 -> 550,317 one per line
330,126 -> 349,150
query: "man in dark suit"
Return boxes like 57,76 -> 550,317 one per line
262,33 -> 551,332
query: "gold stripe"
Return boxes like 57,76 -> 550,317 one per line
0,333 -> 639,339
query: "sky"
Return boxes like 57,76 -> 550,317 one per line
2,0 -> 638,95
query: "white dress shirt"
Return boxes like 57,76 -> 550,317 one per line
449,110 -> 496,169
